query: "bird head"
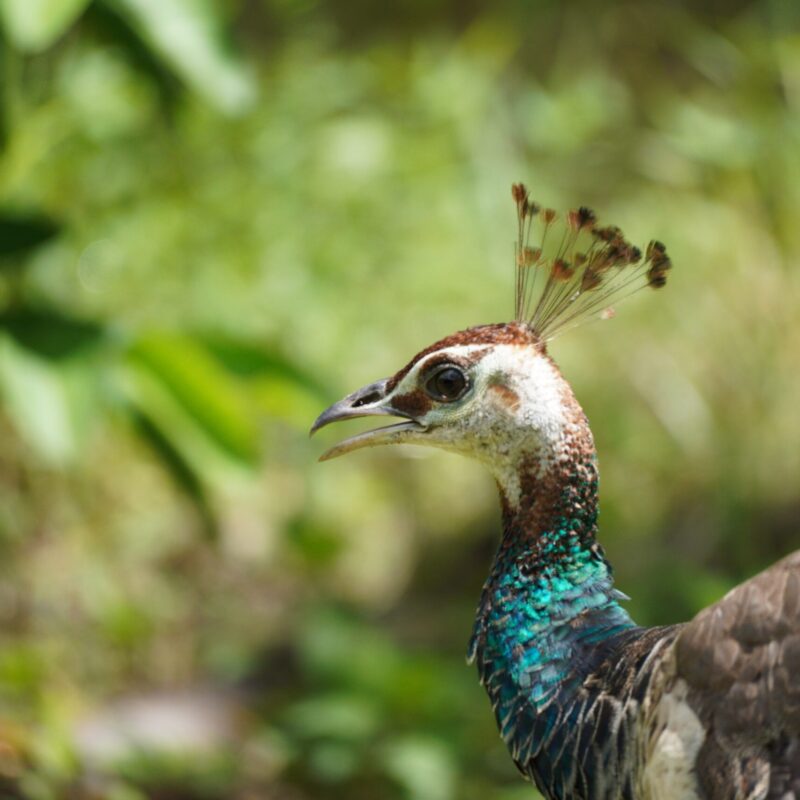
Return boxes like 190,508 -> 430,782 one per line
311,183 -> 670,509
311,322 -> 578,506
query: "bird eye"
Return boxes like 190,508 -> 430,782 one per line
424,365 -> 468,402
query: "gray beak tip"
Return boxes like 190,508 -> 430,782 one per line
310,378 -> 393,440
309,417 -> 324,437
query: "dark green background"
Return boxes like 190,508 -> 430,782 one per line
0,1 -> 797,798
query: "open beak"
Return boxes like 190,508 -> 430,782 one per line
310,378 -> 426,461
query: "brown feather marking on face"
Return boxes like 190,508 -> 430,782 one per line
489,383 -> 521,412
386,322 -> 543,391
391,389 -> 432,418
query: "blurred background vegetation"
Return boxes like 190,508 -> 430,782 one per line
0,0 -> 798,797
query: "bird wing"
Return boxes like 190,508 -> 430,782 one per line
647,550 -> 800,799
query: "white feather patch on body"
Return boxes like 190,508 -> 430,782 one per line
642,678 -> 705,800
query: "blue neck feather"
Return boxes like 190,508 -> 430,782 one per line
469,453 -> 638,793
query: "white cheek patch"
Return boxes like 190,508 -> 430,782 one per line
483,347 -> 567,433
472,347 -> 570,505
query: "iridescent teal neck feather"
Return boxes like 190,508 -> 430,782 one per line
469,448 -> 642,797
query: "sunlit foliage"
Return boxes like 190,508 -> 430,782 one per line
0,1 -> 798,798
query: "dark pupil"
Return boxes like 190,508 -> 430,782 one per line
434,368 -> 465,399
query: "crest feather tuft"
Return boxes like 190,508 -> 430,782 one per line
510,182 -> 671,338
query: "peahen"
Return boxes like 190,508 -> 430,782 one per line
311,183 -> 800,800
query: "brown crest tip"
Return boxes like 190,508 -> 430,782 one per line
510,180 -> 671,335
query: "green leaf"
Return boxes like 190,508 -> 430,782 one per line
201,336 -> 328,428
0,309 -> 104,360
0,212 -> 60,259
200,337 -> 327,394
100,0 -> 256,114
0,0 -> 91,52
131,409 -> 217,539
128,333 -> 259,465
0,336 -> 77,464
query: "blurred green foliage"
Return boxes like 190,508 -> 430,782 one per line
0,0 -> 798,797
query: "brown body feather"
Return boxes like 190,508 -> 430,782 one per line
645,551 -> 800,799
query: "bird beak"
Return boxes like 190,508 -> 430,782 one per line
310,378 -> 426,461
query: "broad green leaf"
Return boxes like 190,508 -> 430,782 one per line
0,212 -> 60,259
0,336 -> 76,464
0,0 -> 91,52
200,336 -> 328,428
101,0 -> 256,114
118,360 -> 258,520
200,337 -> 328,395
128,333 -> 259,465
0,308 -> 104,360
131,409 -> 217,538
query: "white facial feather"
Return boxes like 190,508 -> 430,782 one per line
387,344 -> 572,507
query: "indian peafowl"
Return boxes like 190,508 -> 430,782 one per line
311,183 -> 800,800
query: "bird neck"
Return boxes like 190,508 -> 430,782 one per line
469,422 -> 638,783
484,447 -> 636,671
486,379 -> 628,629
492,392 -> 610,594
